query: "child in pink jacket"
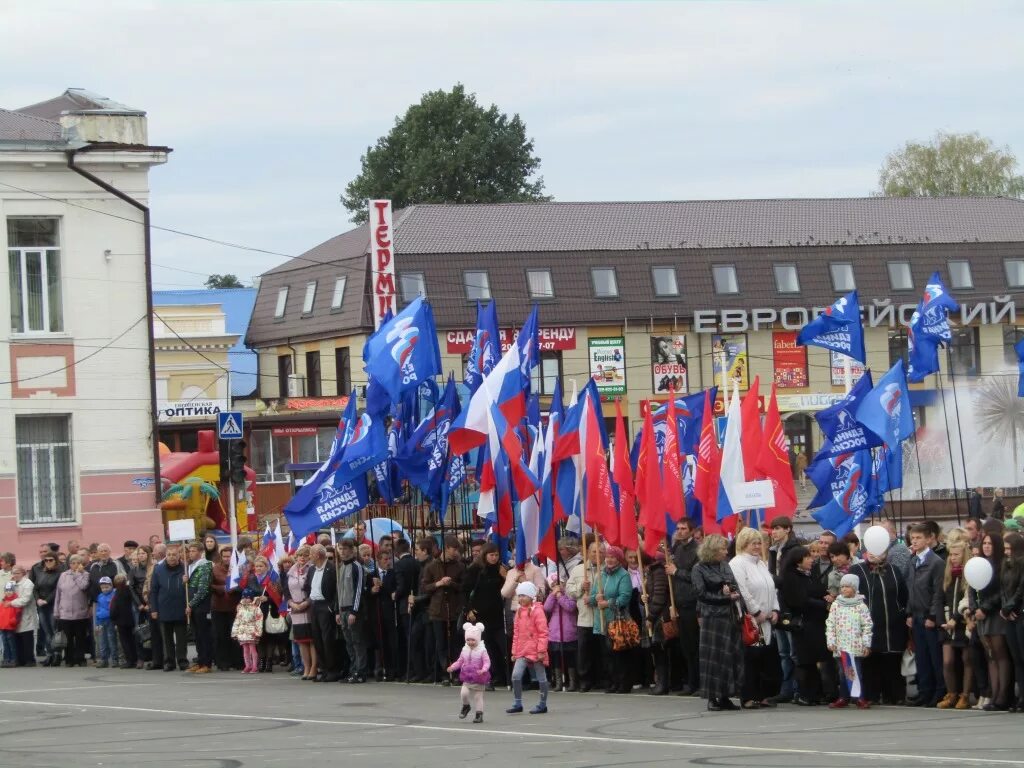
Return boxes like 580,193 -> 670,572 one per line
447,621 -> 490,724
507,582 -> 549,715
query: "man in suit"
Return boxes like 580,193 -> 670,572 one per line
906,522 -> 946,707
304,544 -> 340,682
392,538 -> 421,681
375,550 -> 398,681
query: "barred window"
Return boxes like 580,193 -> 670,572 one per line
16,415 -> 74,524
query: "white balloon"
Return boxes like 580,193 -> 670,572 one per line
964,557 -> 993,591
863,525 -> 890,557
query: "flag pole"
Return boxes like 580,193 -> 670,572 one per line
945,348 -> 971,519
911,429 -> 929,520
843,355 -> 853,395
664,535 -> 678,622
935,370 -> 964,526
636,544 -> 651,642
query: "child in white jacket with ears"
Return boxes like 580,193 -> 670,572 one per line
825,573 -> 874,710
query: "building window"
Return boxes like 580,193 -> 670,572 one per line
527,269 -> 554,299
830,263 -> 856,292
273,286 -> 288,319
302,281 -> 317,315
8,218 -> 63,334
888,329 -> 909,370
277,354 -> 292,398
888,261 -> 914,292
305,351 -> 321,397
1003,326 -> 1024,366
15,415 -> 74,524
591,267 -> 618,298
250,428 -> 293,483
331,277 -> 347,310
949,326 -> 979,377
400,272 -> 425,303
712,265 -> 739,295
530,352 -> 562,395
651,266 -> 679,297
1005,259 -> 1024,289
773,264 -> 800,294
335,347 -> 351,396
464,270 -> 491,301
948,260 -> 973,290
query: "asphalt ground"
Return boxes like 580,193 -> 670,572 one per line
0,667 -> 1021,768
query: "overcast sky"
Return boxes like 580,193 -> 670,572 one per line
2,1 -> 1022,288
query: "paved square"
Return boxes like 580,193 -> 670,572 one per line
0,668 -> 1021,767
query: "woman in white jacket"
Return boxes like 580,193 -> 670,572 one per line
9,566 -> 38,666
729,528 -> 781,709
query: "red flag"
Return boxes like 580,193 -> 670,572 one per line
693,389 -> 722,535
584,396 -> 618,545
613,399 -> 638,551
663,392 -> 686,522
637,406 -> 666,557
741,376 -> 763,481
756,383 -> 798,517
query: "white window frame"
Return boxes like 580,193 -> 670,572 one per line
948,260 -> 973,290
888,261 -> 914,292
712,265 -> 739,295
8,217 -> 62,335
651,266 -> 679,297
773,264 -> 800,294
331,276 -> 347,310
591,267 -> 619,298
15,415 -> 75,525
527,269 -> 554,299
400,272 -> 426,303
273,286 -> 289,319
830,262 -> 856,292
464,270 -> 491,301
302,281 -> 317,315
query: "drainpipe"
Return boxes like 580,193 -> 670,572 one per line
66,148 -> 162,505
286,339 -> 300,396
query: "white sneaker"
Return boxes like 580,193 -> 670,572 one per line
973,696 -> 990,710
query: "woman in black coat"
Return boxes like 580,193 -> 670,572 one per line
462,543 -> 508,688
780,545 -> 836,705
848,551 -> 909,704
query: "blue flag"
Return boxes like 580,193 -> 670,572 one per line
1015,337 -> 1024,397
809,448 -> 873,537
907,272 -> 960,383
797,290 -> 865,365
364,296 -> 442,404
465,301 -> 501,396
649,387 -> 718,457
855,360 -> 914,450
517,305 -> 540,397
364,309 -> 395,418
393,376 -> 455,503
815,373 -> 883,458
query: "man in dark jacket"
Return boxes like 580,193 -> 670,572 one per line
210,546 -> 241,671
666,517 -> 700,696
149,544 -> 188,671
304,544 -> 340,682
392,538 -> 420,681
767,516 -> 801,703
968,487 -> 984,521
907,523 -> 947,707
421,535 -> 465,685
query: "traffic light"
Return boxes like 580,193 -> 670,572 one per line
218,439 -> 230,481
229,440 -> 247,484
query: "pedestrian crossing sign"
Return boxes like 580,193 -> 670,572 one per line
218,411 -> 244,440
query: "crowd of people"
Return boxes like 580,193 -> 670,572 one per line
2,513 -> 1023,718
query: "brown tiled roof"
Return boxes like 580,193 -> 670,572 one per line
0,108 -> 62,143
248,197 -> 1024,345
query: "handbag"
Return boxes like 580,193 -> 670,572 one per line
659,616 -> 679,642
134,621 -> 152,649
779,612 -> 803,632
608,608 -> 641,652
901,648 -> 917,678
264,614 -> 289,634
50,629 -> 68,651
741,613 -> 763,647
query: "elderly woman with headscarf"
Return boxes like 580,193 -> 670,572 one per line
730,527 -> 781,708
588,545 -> 634,694
693,534 -> 744,711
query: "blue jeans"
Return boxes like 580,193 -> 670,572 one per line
96,620 -> 118,662
512,658 -> 549,707
291,640 -> 303,672
911,618 -> 945,702
36,603 -> 55,655
0,631 -> 15,663
775,630 -> 798,697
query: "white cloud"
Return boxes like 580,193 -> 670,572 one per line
2,0 -> 1023,280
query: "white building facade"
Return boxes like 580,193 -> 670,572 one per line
0,90 -> 170,562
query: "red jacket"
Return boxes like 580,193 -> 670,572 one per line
511,602 -> 549,662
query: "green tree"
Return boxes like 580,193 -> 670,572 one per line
205,273 -> 244,289
879,131 -> 1024,197
342,84 -> 550,222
